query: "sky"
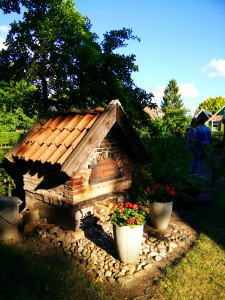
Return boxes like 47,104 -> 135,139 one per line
0,0 -> 225,115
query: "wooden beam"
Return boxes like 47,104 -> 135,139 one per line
115,105 -> 151,163
62,103 -> 117,177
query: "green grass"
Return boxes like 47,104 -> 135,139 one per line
152,183 -> 225,300
0,242 -> 120,300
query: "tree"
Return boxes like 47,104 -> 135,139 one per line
198,97 -> 225,114
160,79 -> 189,136
0,80 -> 39,118
0,0 -> 154,128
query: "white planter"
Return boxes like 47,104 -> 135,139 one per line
113,224 -> 143,264
149,201 -> 173,230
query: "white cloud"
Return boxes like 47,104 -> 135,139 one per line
153,85 -> 165,102
202,58 -> 225,78
178,83 -> 199,98
0,25 -> 9,34
0,37 -> 7,50
153,82 -> 199,101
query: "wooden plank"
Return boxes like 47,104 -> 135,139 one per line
116,105 -> 151,163
62,103 -> 117,177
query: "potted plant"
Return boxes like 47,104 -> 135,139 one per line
110,201 -> 146,264
145,184 -> 176,230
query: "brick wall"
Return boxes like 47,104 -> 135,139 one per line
24,132 -> 132,209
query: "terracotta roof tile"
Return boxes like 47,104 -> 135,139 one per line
62,129 -> 81,148
30,144 -> 49,162
53,129 -> 71,147
5,100 -> 151,177
10,109 -> 102,166
35,128 -> 53,145
23,143 -> 42,161
40,144 -> 58,164
76,114 -> 96,131
49,115 -> 66,130
17,143 -> 33,159
57,146 -> 74,165
54,114 -> 74,131
65,114 -> 85,131
71,129 -> 88,149
48,144 -> 67,165
44,129 -> 61,146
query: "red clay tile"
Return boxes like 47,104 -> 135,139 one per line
29,144 -> 49,162
41,117 -> 55,129
76,114 -> 96,131
23,143 -> 42,161
55,114 -> 74,131
49,115 -> 65,130
40,144 -> 58,164
62,129 -> 81,148
53,129 -> 71,147
57,146 -> 74,165
48,144 -> 67,165
36,127 -> 54,145
44,128 -> 61,146
71,129 -> 88,149
17,143 -> 32,159
64,114 -> 84,131
12,142 -> 27,157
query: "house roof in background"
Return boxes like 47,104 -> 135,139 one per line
195,108 -> 212,119
5,100 -> 151,177
205,105 -> 225,123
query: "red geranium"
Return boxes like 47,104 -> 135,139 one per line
145,183 -> 177,203
110,201 -> 146,227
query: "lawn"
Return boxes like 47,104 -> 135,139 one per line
152,182 -> 225,300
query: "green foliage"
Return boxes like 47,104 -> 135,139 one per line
0,132 -> 23,144
198,96 -> 225,114
179,176 -> 205,196
160,79 -> 190,136
0,167 -> 16,196
0,107 -> 36,131
0,80 -> 39,118
132,137 -> 191,206
0,0 -> 155,130
147,137 -> 191,183
205,147 -> 225,186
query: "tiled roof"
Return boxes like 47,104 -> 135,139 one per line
6,100 -> 151,177
10,107 -> 104,166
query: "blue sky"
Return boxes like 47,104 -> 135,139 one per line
0,0 -> 225,115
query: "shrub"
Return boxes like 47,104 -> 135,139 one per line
0,167 -> 16,196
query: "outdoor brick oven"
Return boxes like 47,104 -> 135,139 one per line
5,100 -> 150,231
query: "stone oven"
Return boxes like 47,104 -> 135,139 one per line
5,100 -> 150,231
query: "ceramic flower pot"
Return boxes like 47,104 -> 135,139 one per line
149,201 -> 173,230
113,224 -> 143,263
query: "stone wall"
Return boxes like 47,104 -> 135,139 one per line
23,131 -> 132,229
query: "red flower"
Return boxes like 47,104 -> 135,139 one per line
136,217 -> 142,223
170,190 -> 176,196
125,202 -> 133,208
154,184 -> 159,189
146,187 -> 151,192
132,204 -> 139,210
118,202 -> 124,209
165,184 -> 170,191
119,209 -> 124,214
127,218 -> 134,224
